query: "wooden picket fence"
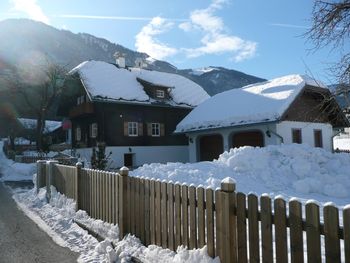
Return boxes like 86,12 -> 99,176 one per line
36,160 -> 350,263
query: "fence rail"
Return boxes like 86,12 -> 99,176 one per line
37,161 -> 350,263
16,155 -> 78,165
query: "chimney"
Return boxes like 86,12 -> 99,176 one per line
113,52 -> 126,68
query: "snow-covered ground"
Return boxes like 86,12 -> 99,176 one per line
131,144 -> 350,210
0,141 -> 218,262
2,141 -> 350,262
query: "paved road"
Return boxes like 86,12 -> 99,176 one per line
0,182 -> 79,263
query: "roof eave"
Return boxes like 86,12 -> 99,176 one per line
174,120 -> 279,134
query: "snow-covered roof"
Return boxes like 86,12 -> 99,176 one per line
18,118 -> 62,134
70,60 -> 209,107
176,74 -> 328,133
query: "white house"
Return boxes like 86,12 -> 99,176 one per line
175,74 -> 349,162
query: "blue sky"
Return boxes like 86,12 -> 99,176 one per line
0,0 -> 344,83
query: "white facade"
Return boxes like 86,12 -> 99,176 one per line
276,121 -> 333,151
187,123 -> 280,163
187,121 -> 335,163
76,145 -> 189,168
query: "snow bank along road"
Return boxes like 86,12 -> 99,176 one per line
0,182 -> 78,263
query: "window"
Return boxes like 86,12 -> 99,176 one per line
151,123 -> 160,136
292,128 -> 302,144
76,127 -> 81,141
90,123 -> 98,138
147,123 -> 164,136
77,95 -> 85,105
128,122 -> 138,136
314,129 -> 323,148
156,89 -> 165,98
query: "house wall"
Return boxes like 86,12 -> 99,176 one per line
71,102 -> 190,148
276,121 -> 333,151
95,102 -> 190,147
75,145 -> 189,168
187,123 -> 280,163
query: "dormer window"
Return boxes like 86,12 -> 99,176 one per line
156,89 -> 165,99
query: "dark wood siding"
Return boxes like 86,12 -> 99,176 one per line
72,102 -> 190,147
282,87 -> 347,127
199,134 -> 223,161
232,131 -> 264,148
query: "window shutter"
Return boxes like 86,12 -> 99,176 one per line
138,122 -> 143,136
124,122 -> 128,136
147,123 -> 152,136
160,123 -> 165,136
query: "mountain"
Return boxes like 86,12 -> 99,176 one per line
0,18 -> 265,96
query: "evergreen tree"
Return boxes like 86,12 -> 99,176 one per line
91,142 -> 111,170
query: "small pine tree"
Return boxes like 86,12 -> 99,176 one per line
91,142 -> 111,170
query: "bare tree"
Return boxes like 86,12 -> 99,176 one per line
306,0 -> 350,85
9,61 -> 72,151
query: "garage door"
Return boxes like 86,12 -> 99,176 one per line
232,131 -> 264,148
199,134 -> 223,161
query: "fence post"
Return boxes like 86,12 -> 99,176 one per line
46,160 -> 58,202
220,177 -> 237,263
75,162 -> 82,211
36,160 -> 46,193
119,166 -> 129,238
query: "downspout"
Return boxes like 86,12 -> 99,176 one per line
266,129 -> 284,144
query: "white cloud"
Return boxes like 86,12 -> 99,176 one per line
10,0 -> 49,24
54,14 -> 187,22
178,21 -> 192,32
180,0 -> 257,62
135,17 -> 178,60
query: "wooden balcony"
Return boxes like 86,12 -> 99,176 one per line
69,102 -> 94,118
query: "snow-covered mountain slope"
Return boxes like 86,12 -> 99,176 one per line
0,19 -> 264,96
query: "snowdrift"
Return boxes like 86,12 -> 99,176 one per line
131,144 -> 350,207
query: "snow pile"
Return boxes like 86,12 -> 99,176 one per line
70,60 -> 209,107
176,74 -> 327,132
14,186 -> 118,262
0,141 -> 35,182
131,144 -> 350,207
114,237 -> 219,263
14,186 -> 218,263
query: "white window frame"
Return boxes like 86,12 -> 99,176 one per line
128,122 -> 138,137
77,95 -> 85,105
156,89 -> 165,98
76,127 -> 81,141
90,123 -> 98,138
151,123 -> 160,137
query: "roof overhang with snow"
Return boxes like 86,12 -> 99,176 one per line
17,118 -> 62,134
175,74 -> 348,133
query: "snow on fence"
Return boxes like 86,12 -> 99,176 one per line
16,155 -> 78,165
36,161 -> 350,263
